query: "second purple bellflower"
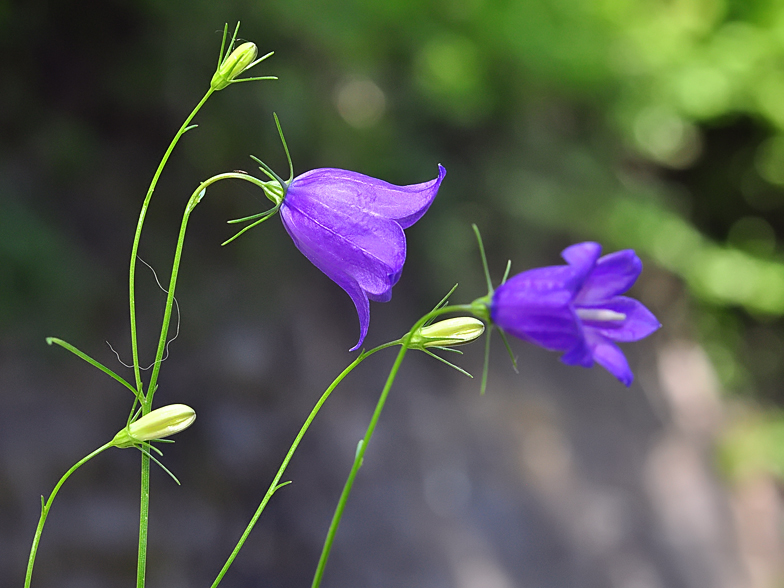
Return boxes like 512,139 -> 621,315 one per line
481,242 -> 660,386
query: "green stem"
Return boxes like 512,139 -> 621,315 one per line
145,172 -> 269,408
129,88 -> 213,397
210,341 -> 400,588
135,171 -> 269,588
310,344 -> 408,588
136,453 -> 150,588
311,304 -> 472,588
24,443 -> 113,588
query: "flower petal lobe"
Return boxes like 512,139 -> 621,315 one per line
575,250 -> 642,304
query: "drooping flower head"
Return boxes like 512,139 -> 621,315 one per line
280,165 -> 446,350
231,116 -> 444,350
489,242 -> 660,386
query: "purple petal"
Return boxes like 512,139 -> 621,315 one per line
575,250 -> 642,305
500,265 -> 582,297
280,200 -> 405,350
491,270 -> 582,352
561,242 -> 601,283
585,297 -> 661,342
281,197 -> 406,297
339,279 -> 370,352
559,335 -> 594,367
585,331 -> 634,386
368,289 -> 393,303
287,165 -> 445,229
497,311 -> 581,352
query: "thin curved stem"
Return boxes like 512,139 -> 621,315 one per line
135,171 -> 269,588
311,304 -> 472,588
136,454 -> 150,588
209,340 -> 400,588
24,443 -> 113,588
128,91 -> 213,586
129,88 -> 214,397
144,172 -> 269,408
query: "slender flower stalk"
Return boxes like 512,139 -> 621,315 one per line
127,80 -> 221,587
132,170 -> 268,588
128,89 -> 213,397
145,172 -> 269,408
24,443 -> 113,588
209,340 -> 400,588
128,90 -> 219,587
311,303 -> 474,588
208,301 -> 477,587
124,30 -> 273,584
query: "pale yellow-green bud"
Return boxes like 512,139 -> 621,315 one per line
111,404 -> 196,448
211,42 -> 258,91
410,317 -> 485,349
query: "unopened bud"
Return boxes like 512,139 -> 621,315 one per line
111,404 -> 196,448
211,42 -> 258,91
410,317 -> 485,349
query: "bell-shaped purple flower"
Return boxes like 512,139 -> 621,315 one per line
280,165 -> 446,350
490,242 -> 660,386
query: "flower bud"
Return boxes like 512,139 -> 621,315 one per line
211,42 -> 258,91
410,317 -> 485,349
111,404 -> 196,448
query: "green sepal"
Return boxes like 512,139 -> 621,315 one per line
422,348 -> 473,378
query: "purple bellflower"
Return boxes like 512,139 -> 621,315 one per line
279,165 -> 446,351
489,242 -> 660,386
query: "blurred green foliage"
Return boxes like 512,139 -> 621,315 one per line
720,408 -> 784,480
4,0 -> 784,401
5,6 -> 784,585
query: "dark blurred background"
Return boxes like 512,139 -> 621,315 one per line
2,0 -> 783,587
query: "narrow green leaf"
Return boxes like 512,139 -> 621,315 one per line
423,349 -> 473,378
227,210 -> 274,224
138,445 -> 180,485
46,338 -> 141,400
221,209 -> 278,246
423,283 -> 459,327
472,224 -> 494,294
273,113 -> 294,183
428,345 -> 464,355
231,76 -> 278,83
217,23 -> 228,67
498,328 -> 518,373
274,480 -> 293,492
501,259 -> 512,284
480,326 -> 492,395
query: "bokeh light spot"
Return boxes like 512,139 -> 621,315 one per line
334,77 -> 387,129
633,107 -> 702,168
755,134 -> 784,186
727,216 -> 776,257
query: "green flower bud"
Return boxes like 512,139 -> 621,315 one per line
410,317 -> 485,349
211,42 -> 258,91
111,404 -> 196,448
